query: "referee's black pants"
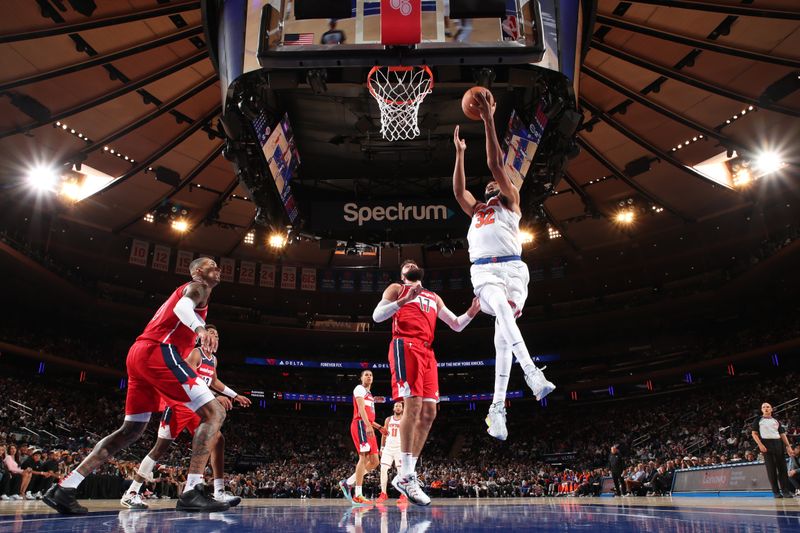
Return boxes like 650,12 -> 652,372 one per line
763,439 -> 792,495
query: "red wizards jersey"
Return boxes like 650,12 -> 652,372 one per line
392,284 -> 438,344
352,385 -> 375,423
137,282 -> 208,356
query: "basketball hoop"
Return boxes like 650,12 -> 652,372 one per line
367,66 -> 434,141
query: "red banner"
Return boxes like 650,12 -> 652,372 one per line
381,0 -> 421,45
175,250 -> 193,275
129,240 -> 149,267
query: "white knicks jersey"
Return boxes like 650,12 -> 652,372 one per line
467,196 -> 522,263
384,416 -> 402,450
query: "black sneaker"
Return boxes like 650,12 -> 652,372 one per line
783,492 -> 795,498
774,493 -> 784,499
176,483 -> 230,512
42,485 -> 88,515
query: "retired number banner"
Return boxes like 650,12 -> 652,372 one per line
259,264 -> 276,288
151,245 -> 170,272
239,261 -> 256,285
219,257 -> 236,283
281,266 -> 297,289
129,239 -> 149,267
175,250 -> 193,275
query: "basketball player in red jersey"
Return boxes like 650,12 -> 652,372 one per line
44,257 -> 229,514
339,370 -> 386,506
121,324 -> 251,509
372,259 -> 481,505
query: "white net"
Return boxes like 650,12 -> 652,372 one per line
368,66 -> 434,141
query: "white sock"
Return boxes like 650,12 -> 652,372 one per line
346,474 -> 357,486
380,465 -> 389,493
214,478 -> 224,494
128,480 -> 143,494
355,485 -> 363,497
138,455 -> 156,478
482,286 -> 536,373
492,323 -> 513,404
60,470 -> 84,489
401,452 -> 414,477
411,457 -> 418,473
183,473 -> 204,494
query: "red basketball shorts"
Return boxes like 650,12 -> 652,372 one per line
125,340 -> 215,416
158,403 -> 200,439
350,419 -> 379,455
387,337 -> 439,402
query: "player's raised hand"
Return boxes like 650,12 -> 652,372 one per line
234,394 -> 251,407
467,296 -> 481,317
197,327 -> 216,354
453,125 -> 466,153
473,90 -> 496,122
216,395 -> 233,410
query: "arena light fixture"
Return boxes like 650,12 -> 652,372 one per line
268,232 -> 288,249
518,230 -> 535,245
244,230 -> 255,245
753,151 -> 785,175
143,213 -> 155,223
614,209 -> 635,225
60,180 -> 82,201
26,165 -> 59,192
171,219 -> 189,232
547,225 -> 561,240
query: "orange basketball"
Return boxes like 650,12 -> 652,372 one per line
462,86 -> 491,121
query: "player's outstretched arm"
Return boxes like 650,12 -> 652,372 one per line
473,91 -> 521,213
436,295 -> 481,332
453,125 -> 477,216
372,283 -> 423,322
177,283 -> 217,353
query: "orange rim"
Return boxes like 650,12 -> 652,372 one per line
367,65 -> 434,106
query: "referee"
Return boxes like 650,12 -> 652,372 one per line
751,402 -> 795,498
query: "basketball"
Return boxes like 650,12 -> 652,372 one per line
462,86 -> 491,121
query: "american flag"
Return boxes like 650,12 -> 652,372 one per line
283,33 -> 315,46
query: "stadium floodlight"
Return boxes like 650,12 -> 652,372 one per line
26,165 -> 59,192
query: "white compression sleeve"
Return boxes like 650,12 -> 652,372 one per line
438,306 -> 474,332
173,296 -> 205,332
372,299 -> 401,323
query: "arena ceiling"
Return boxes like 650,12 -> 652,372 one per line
0,0 -> 798,262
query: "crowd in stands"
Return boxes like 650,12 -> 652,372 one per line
1,369 -> 797,501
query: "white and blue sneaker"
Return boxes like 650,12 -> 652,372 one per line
392,474 -> 431,506
486,402 -> 508,441
339,479 -> 354,503
525,366 -> 556,401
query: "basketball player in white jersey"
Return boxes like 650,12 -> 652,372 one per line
377,402 -> 408,504
452,90 -> 556,441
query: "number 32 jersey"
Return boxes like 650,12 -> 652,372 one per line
467,196 -> 522,263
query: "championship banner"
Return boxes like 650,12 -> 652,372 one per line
281,266 -> 296,289
259,263 -> 276,288
219,257 -> 236,283
320,269 -> 336,291
151,245 -> 170,272
358,271 -> 375,293
339,270 -> 355,292
381,0 -> 421,45
129,239 -> 149,267
427,269 -> 444,291
239,261 -> 256,285
448,269 -> 466,290
301,268 -> 316,291
175,250 -> 193,275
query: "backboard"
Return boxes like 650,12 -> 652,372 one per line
242,0 -> 560,71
